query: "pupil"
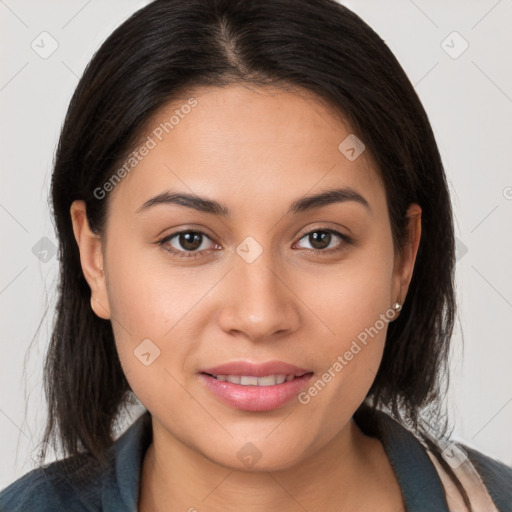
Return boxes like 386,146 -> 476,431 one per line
310,231 -> 331,249
180,232 -> 201,251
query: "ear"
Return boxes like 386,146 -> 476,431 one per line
70,200 -> 111,320
392,203 -> 422,307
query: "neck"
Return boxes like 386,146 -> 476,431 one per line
138,416 -> 402,512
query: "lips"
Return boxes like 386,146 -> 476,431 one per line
199,360 -> 314,411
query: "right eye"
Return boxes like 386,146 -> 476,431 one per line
158,230 -> 221,259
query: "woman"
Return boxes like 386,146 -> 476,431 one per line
1,0 -> 510,510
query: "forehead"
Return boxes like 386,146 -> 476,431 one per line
107,84 -> 385,217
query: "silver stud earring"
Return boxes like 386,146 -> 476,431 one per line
392,302 -> 401,311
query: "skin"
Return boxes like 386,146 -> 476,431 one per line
71,83 -> 421,511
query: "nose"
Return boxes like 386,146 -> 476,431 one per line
217,248 -> 301,342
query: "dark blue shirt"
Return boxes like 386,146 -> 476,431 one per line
1,409 -> 510,511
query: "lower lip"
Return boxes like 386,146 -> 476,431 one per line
199,373 -> 314,412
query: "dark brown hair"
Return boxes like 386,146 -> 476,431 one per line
44,0 -> 467,507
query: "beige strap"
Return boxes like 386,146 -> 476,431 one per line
427,450 -> 498,512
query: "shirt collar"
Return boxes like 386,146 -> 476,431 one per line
354,405 -> 450,511
102,411 -> 152,511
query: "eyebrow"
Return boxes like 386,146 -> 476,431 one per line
135,186 -> 371,216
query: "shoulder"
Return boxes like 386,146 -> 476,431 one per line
464,444 -> 512,511
354,405 -> 512,511
0,412 -> 152,512
0,453 -> 110,512
0,467 -> 55,512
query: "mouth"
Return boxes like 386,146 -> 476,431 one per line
198,363 -> 314,411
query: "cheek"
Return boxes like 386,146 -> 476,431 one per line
104,233 -> 212,336
103,240 -> 221,406
303,244 -> 395,350
295,276 -> 393,448
295,239 -> 395,411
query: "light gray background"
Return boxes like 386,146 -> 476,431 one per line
1,0 -> 511,490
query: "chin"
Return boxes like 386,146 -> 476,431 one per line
204,441 -> 309,473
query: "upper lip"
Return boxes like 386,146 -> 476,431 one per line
201,360 -> 313,377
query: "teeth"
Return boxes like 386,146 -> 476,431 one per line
240,376 -> 258,386
213,374 -> 295,386
257,375 -> 279,386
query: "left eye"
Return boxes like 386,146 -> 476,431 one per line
294,229 -> 348,252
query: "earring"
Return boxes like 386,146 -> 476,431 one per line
392,302 -> 401,311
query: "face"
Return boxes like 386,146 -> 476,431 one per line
72,84 -> 421,471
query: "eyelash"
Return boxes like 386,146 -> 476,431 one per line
157,227 -> 353,260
